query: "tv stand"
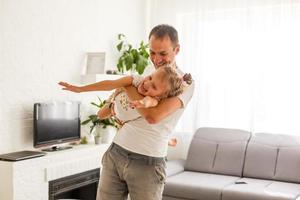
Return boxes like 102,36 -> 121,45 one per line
0,144 -> 110,200
42,145 -> 73,152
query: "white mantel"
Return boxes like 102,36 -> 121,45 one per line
0,144 -> 109,200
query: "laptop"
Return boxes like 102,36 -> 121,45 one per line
0,150 -> 46,161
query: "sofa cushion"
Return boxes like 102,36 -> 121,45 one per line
185,127 -> 250,176
163,196 -> 189,200
163,171 -> 240,200
243,140 -> 278,179
222,177 -> 300,200
244,133 -> 300,183
275,146 -> 300,183
166,159 -> 185,177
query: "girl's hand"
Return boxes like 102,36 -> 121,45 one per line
130,96 -> 158,108
58,82 -> 82,93
130,100 -> 146,108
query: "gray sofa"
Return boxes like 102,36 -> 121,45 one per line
163,127 -> 300,200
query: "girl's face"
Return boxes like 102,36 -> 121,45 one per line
137,69 -> 169,98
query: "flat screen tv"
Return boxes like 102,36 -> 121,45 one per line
34,101 -> 81,151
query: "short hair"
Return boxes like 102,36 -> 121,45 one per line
148,24 -> 179,48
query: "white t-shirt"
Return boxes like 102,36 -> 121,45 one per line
113,68 -> 195,157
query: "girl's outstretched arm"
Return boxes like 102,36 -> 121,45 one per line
58,76 -> 133,93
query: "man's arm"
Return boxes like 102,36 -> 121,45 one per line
58,76 -> 133,93
124,86 -> 182,124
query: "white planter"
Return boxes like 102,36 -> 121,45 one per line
94,125 -> 116,144
101,126 -> 116,144
94,136 -> 102,145
86,134 -> 95,144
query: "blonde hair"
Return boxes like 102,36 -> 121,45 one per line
158,64 -> 192,99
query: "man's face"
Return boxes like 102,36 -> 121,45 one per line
149,35 -> 180,69
137,68 -> 169,98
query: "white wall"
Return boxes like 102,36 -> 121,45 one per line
0,0 -> 147,154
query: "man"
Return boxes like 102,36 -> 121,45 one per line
97,24 -> 195,200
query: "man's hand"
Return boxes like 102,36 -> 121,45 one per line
58,82 -> 82,93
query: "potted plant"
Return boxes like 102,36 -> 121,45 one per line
81,97 -> 118,144
116,33 -> 150,75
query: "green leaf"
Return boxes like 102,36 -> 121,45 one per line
90,125 -> 95,134
128,44 -> 132,51
117,62 -> 123,73
89,114 -> 98,120
97,96 -> 103,104
81,119 -> 91,125
91,102 -> 100,108
124,54 -> 133,71
131,49 -> 138,62
117,56 -> 126,73
118,33 -> 125,40
117,41 -> 123,51
136,55 -> 148,75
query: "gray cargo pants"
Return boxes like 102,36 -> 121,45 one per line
96,143 -> 166,200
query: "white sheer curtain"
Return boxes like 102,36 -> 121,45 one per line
149,0 -> 300,135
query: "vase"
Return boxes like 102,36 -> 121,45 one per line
101,127 -> 116,144
93,125 -> 116,144
94,136 -> 102,145
93,125 -> 102,145
86,134 -> 95,144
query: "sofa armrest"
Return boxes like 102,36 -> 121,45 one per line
166,159 -> 185,177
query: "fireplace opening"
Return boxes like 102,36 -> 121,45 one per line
49,168 -> 100,200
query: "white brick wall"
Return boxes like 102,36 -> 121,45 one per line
0,0 -> 147,154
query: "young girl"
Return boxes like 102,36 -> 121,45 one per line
59,65 -> 192,146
